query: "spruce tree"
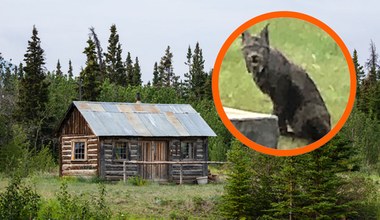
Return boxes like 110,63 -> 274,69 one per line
68,60 -> 73,79
56,59 -> 63,77
132,57 -> 142,86
365,40 -> 379,83
191,42 -> 207,99
361,41 -> 380,115
296,136 -> 355,219
152,62 -> 160,87
183,43 -> 208,100
105,24 -> 126,86
220,141 -> 256,219
353,50 -> 365,87
353,50 -> 365,110
80,37 -> 101,101
17,63 -> 24,80
125,52 -> 134,86
16,25 -> 49,123
183,46 -> 192,98
89,27 -> 105,81
158,46 -> 175,87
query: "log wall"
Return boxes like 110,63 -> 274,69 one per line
169,138 -> 208,183
100,138 -> 140,181
60,135 -> 99,177
99,137 -> 208,183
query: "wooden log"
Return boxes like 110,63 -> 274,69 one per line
61,159 -> 98,164
172,170 -> 203,175
107,170 -> 137,176
62,164 -> 97,170
62,135 -> 97,140
62,169 -> 97,176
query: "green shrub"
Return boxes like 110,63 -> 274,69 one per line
169,209 -> 189,220
0,125 -> 56,177
0,175 -> 41,219
127,175 -> 149,186
38,181 -> 111,219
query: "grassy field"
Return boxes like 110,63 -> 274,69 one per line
0,173 -> 224,219
219,18 -> 351,149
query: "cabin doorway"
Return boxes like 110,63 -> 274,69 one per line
141,141 -> 168,181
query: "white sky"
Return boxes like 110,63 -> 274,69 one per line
0,0 -> 377,83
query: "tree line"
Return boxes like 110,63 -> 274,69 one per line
0,25 -> 232,176
220,44 -> 380,219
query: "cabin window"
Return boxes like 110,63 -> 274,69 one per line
114,142 -> 129,160
72,141 -> 86,160
181,142 -> 196,159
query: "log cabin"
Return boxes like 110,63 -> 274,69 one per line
57,101 -> 216,183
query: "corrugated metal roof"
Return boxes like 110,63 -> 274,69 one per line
73,101 -> 216,137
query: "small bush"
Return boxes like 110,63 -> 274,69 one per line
38,181 -> 111,219
169,209 -> 189,220
127,175 -> 149,186
0,175 -> 41,219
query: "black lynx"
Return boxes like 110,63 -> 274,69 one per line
241,25 -> 331,142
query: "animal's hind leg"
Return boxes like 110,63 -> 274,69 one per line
290,104 -> 331,142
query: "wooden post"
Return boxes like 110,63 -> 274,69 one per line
123,160 -> 126,183
179,164 -> 183,185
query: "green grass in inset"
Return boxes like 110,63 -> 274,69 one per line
219,18 -> 351,149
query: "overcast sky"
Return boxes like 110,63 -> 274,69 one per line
0,0 -> 377,83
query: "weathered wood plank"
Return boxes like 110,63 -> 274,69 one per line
62,135 -> 97,140
62,169 -> 97,176
62,164 -> 97,169
105,171 -> 137,176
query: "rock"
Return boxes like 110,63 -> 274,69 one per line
224,107 -> 279,149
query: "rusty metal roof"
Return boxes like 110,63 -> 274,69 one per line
72,101 -> 216,137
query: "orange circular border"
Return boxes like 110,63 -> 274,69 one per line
212,11 -> 356,156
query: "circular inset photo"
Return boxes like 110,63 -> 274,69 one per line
212,12 -> 356,156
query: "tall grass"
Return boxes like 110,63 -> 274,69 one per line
219,18 -> 351,149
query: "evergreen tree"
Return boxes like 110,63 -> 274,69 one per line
105,24 -> 126,86
16,26 -> 49,124
296,136 -> 355,219
365,40 -> 378,83
204,69 -> 213,100
132,57 -> 142,86
361,41 -> 380,115
125,52 -> 134,86
80,37 -> 101,101
89,27 -> 105,81
353,50 -> 365,87
269,157 -> 305,219
56,59 -> 63,77
183,43 -> 208,100
158,46 -> 175,87
220,141 -> 256,219
17,63 -> 24,80
191,42 -> 207,99
152,62 -> 160,87
353,50 -> 365,111
68,60 -> 73,79
183,46 -> 192,98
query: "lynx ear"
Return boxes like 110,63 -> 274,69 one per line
260,24 -> 270,45
241,31 -> 251,44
